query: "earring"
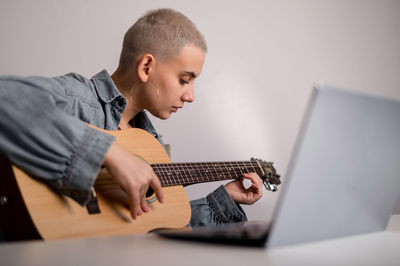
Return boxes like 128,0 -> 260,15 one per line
130,87 -> 134,102
149,79 -> 160,98
129,86 -> 141,112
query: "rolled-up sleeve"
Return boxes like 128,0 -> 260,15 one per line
0,75 -> 115,205
189,185 -> 247,227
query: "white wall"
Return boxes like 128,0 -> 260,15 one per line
1,0 -> 399,219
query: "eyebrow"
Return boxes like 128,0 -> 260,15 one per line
181,71 -> 197,79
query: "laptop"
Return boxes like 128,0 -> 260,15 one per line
156,83 -> 400,248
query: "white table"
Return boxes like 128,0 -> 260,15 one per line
1,215 -> 399,266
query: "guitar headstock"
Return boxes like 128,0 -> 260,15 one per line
251,158 -> 281,192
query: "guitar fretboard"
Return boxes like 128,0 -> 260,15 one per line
151,161 -> 264,187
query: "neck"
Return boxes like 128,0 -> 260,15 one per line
151,161 -> 265,187
111,66 -> 142,125
95,160 -> 265,187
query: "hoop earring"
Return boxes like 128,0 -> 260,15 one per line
129,86 -> 141,112
149,79 -> 160,98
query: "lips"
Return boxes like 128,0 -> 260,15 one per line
171,106 -> 182,113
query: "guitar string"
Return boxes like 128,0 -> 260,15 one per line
151,163 -> 261,175
94,162 -> 263,185
95,166 -> 263,183
96,162 -> 263,181
95,165 -> 264,190
150,161 -> 260,168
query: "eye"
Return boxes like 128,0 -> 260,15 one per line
180,79 -> 189,85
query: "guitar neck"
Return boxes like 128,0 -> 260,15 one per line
151,161 -> 264,187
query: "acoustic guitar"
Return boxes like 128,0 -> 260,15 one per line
0,127 -> 281,241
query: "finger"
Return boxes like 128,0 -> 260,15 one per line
139,185 -> 150,213
249,183 -> 262,195
128,185 -> 141,220
234,177 -> 246,190
141,197 -> 150,213
243,173 -> 263,195
150,173 -> 164,203
137,183 -> 149,214
237,176 -> 245,184
243,173 -> 262,186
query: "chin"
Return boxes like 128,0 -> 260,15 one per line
149,109 -> 171,120
159,115 -> 170,120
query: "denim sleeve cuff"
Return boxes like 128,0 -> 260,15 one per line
56,126 -> 115,205
206,185 -> 248,224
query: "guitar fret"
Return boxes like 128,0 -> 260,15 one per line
210,163 -> 219,182
200,162 -> 209,182
166,164 -> 174,185
198,163 -> 205,182
251,161 -> 264,177
201,162 -> 208,182
235,161 -> 244,176
230,161 -> 239,178
199,163 -> 209,182
221,162 -> 230,180
157,164 -> 166,186
227,161 -> 236,179
184,164 -> 191,185
174,164 -> 182,185
208,162 -> 217,181
225,161 -> 236,179
161,165 -> 173,185
181,163 -> 188,184
181,163 -> 188,183
171,164 -> 178,185
182,163 -> 191,185
191,162 -> 201,184
243,161 -> 251,174
185,163 -> 194,185
190,163 -> 199,184
214,162 -> 221,181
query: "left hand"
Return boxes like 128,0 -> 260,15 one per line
224,172 -> 263,205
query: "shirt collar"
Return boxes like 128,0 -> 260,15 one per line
91,70 -> 159,139
91,69 -> 123,103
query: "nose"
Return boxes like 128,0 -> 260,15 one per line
182,85 -> 194,103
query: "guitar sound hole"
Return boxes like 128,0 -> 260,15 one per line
146,187 -> 154,198
145,187 -> 157,204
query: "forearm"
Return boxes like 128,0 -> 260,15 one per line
0,76 -> 115,205
188,185 -> 247,227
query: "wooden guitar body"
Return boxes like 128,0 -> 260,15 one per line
1,128 -> 190,241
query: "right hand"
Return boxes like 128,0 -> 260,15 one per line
103,141 -> 164,220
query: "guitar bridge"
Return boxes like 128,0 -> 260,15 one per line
86,188 -> 101,215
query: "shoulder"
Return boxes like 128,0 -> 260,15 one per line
52,72 -> 100,107
0,74 -> 68,100
52,72 -> 94,92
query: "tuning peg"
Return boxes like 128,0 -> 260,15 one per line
263,181 -> 278,192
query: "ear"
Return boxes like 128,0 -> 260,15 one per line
137,54 -> 155,83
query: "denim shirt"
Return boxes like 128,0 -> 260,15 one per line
0,70 -> 247,227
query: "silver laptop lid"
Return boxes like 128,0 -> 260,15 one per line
267,83 -> 400,247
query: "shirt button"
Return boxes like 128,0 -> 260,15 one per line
117,98 -> 125,107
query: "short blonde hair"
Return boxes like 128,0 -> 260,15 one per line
119,8 -> 207,68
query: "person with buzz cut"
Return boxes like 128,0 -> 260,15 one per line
0,9 -> 264,235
